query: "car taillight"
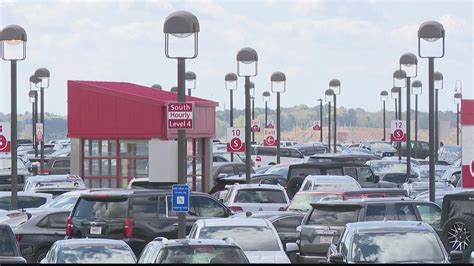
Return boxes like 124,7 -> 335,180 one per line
15,234 -> 22,241
124,218 -> 133,238
39,169 -> 50,175
256,156 -> 261,162
66,216 -> 72,236
228,206 -> 243,213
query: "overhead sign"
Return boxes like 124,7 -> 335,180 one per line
168,103 -> 194,129
390,120 -> 406,142
172,184 -> 189,212
312,121 -> 321,131
226,127 -> 245,152
267,120 -> 274,129
251,120 -> 261,133
36,123 -> 44,142
0,123 -> 11,153
263,128 -> 277,147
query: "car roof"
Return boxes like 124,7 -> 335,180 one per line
344,197 -> 429,204
197,218 -> 272,227
295,188 -> 407,195
231,183 -> 285,190
309,153 -> 377,159
81,188 -> 211,197
231,211 -> 304,220
56,238 -> 130,247
304,175 -> 358,182
154,238 -> 239,247
291,161 -> 369,168
26,175 -> 83,182
346,221 -> 433,234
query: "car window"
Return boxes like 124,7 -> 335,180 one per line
339,229 -> 350,256
156,245 -> 248,264
414,204 -> 441,226
394,204 -> 417,221
18,196 -> 48,209
219,166 -> 235,175
48,212 -> 69,229
195,196 -> 226,217
309,207 -> 359,226
0,228 -> 14,256
273,216 -> 303,233
344,167 -> 358,179
74,197 -> 128,218
235,165 -> 246,175
358,168 -> 374,182
132,196 -> 161,218
280,149 -> 291,157
290,149 -> 302,158
57,245 -> 136,263
257,147 -> 275,156
213,156 -> 227,163
290,167 -> 321,178
327,168 -> 343,175
365,205 -> 387,221
234,189 -> 287,204
0,197 -> 11,210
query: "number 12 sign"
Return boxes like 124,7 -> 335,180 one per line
390,120 -> 407,142
227,127 -> 245,152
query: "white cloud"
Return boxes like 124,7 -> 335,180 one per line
438,14 -> 468,33
293,0 -> 322,14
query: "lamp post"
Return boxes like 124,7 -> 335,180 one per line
34,67 -> 50,175
271,72 -> 286,164
164,10 -> 200,239
433,71 -> 443,162
329,79 -> 341,153
393,69 -> 406,162
249,82 -> 255,144
263,91 -> 270,129
225,73 -> 238,162
454,92 -> 462,146
325,89 -> 334,152
185,71 -> 196,96
0,24 -> 27,210
399,53 -> 418,181
151,84 -> 162,90
412,80 -> 422,158
380,91 -> 388,141
236,47 -> 258,184
391,87 -> 399,120
29,75 -> 40,157
317,99 -> 323,143
418,20 -> 445,203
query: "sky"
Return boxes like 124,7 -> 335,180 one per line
0,0 -> 472,116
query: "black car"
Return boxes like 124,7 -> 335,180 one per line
326,221 -> 455,264
67,189 -> 232,256
209,174 -> 287,195
8,209 -> 70,263
0,224 -> 26,264
440,191 -> 474,262
398,140 -> 430,159
307,153 -> 380,164
212,162 -> 255,181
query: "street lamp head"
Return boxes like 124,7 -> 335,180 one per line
0,24 -> 27,61
28,90 -> 37,103
29,75 -> 40,90
399,53 -> 418,78
163,11 -> 199,59
417,20 -> 445,58
271,71 -> 286,93
380,90 -> 389,102
151,84 -> 162,90
433,71 -> 443,90
412,80 -> 422,95
34,67 -> 50,89
185,71 -> 196,90
325,89 -> 334,102
329,79 -> 341,95
391,87 -> 400,99
236,47 -> 258,77
249,81 -> 255,97
393,70 -> 407,88
170,86 -> 178,93
262,91 -> 270,102
225,72 -> 238,91
454,92 -> 462,104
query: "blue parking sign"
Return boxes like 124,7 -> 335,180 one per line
172,184 -> 189,212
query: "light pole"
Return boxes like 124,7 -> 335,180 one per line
151,84 -> 162,90
29,75 -> 40,158
329,79 -> 341,153
263,91 -> 270,129
418,20 -> 445,203
271,72 -> 286,164
0,24 -> 27,210
225,73 -> 238,161
325,89 -> 334,152
380,91 -> 388,141
249,82 -> 255,144
185,71 -> 196,96
454,92 -> 462,146
399,53 -> 418,181
236,47 -> 258,184
433,71 -> 443,162
412,80 -> 422,158
164,10 -> 200,239
317,98 -> 323,143
391,87 -> 399,120
393,69 -> 406,162
34,67 -> 50,175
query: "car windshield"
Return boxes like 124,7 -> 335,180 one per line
73,197 -> 128,218
288,193 -> 343,212
234,189 -> 287,203
289,168 -> 322,178
198,226 -> 280,251
41,194 -> 79,210
0,158 -> 25,170
57,244 -> 136,263
370,142 -> 393,150
0,228 -> 14,256
157,245 -> 248,264
370,162 -> 417,175
351,232 -> 445,263
308,207 -> 359,226
266,166 -> 289,177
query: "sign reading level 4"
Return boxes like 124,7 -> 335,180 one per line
168,103 -> 194,129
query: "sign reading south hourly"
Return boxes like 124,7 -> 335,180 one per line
168,103 -> 194,129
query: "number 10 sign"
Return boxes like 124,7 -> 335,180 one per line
226,127 -> 245,152
390,120 -> 407,142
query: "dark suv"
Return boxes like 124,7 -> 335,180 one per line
292,198 -> 442,263
67,189 -> 232,256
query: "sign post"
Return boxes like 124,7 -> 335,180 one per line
263,128 -> 277,147
251,120 -> 261,133
227,127 -> 245,152
312,120 -> 321,131
390,120 -> 407,142
0,123 -> 11,153
172,184 -> 189,212
167,103 -> 194,129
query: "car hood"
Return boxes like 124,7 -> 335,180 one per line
244,251 -> 290,264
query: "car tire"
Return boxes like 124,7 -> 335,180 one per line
287,176 -> 305,199
35,248 -> 49,263
441,215 -> 474,259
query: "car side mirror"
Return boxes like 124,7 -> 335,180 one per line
285,242 -> 299,253
374,175 -> 380,183
449,250 -> 463,262
328,253 -> 344,264
218,173 -> 227,179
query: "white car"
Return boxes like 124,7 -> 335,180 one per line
0,192 -> 52,211
23,174 -> 86,193
251,146 -> 307,168
188,218 -> 291,263
223,183 -> 290,213
299,175 -> 362,192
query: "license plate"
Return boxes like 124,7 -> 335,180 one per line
319,236 -> 333,244
90,226 -> 102,235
